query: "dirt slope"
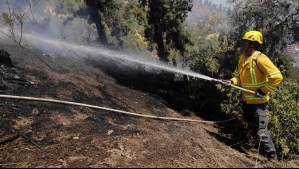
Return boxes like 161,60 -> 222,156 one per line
0,38 -> 298,168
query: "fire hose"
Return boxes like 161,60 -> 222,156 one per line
0,94 -> 235,124
210,78 -> 256,94
0,79 -> 253,124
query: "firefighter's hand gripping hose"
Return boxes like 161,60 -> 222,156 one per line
0,94 -> 235,124
210,78 -> 255,94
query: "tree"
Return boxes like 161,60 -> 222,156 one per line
140,0 -> 193,63
83,0 -> 144,50
228,0 -> 299,69
225,0 -> 299,156
0,0 -> 26,47
84,0 -> 112,46
84,0 -> 133,48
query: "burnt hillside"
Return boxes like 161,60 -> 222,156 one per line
0,36 -> 298,168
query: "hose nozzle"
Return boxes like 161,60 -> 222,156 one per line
210,78 -> 255,94
211,79 -> 232,87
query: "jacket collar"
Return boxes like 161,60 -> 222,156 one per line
242,51 -> 261,66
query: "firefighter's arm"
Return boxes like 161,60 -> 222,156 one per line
230,68 -> 240,86
230,57 -> 241,85
257,56 -> 283,94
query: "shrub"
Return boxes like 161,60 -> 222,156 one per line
268,81 -> 299,156
220,80 -> 299,157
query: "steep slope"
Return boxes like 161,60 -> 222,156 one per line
0,37 -> 298,168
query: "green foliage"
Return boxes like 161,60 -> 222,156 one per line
83,0 -> 193,60
141,0 -> 193,62
184,78 -> 225,115
2,0 -> 299,158
268,81 -> 299,156
225,1 -> 299,156
185,8 -> 236,78
271,52 -> 294,77
220,89 -> 242,116
105,0 -> 142,50
84,0 -> 148,51
1,12 -> 12,25
228,0 -> 299,59
219,80 -> 299,157
190,48 -> 220,77
65,18 -> 96,43
84,0 -> 121,46
186,35 -> 219,76
51,0 -> 85,12
288,67 -> 299,83
0,1 -> 26,46
71,0 -> 299,158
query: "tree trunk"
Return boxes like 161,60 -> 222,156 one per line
85,0 -> 108,47
150,0 -> 168,63
156,29 -> 168,63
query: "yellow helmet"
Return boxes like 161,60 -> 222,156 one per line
242,31 -> 263,45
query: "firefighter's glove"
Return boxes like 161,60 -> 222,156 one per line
222,80 -> 232,88
255,89 -> 266,98
211,79 -> 232,88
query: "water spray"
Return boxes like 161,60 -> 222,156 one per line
0,33 -> 251,124
23,33 -> 255,94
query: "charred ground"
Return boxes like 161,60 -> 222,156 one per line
0,38 -> 299,168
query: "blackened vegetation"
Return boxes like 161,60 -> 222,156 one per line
85,57 -> 186,105
84,55 -> 226,122
0,49 -> 14,67
0,49 -> 34,93
0,52 -> 140,149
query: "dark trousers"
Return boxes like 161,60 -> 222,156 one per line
242,102 -> 276,153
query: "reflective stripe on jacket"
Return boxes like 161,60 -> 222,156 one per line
230,51 -> 283,104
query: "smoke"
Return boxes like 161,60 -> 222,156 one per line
0,0 -> 157,67
187,0 -> 231,34
23,32 -> 213,81
0,0 -> 96,43
0,0 -> 215,81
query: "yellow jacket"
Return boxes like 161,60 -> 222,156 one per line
231,51 -> 283,104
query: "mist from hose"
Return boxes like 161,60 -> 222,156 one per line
24,33 -> 214,81
0,0 -> 214,82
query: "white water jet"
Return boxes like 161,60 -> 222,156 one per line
24,33 -> 213,81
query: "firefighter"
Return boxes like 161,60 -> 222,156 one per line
230,30 -> 283,159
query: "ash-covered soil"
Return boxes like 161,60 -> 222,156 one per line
0,37 -> 298,168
